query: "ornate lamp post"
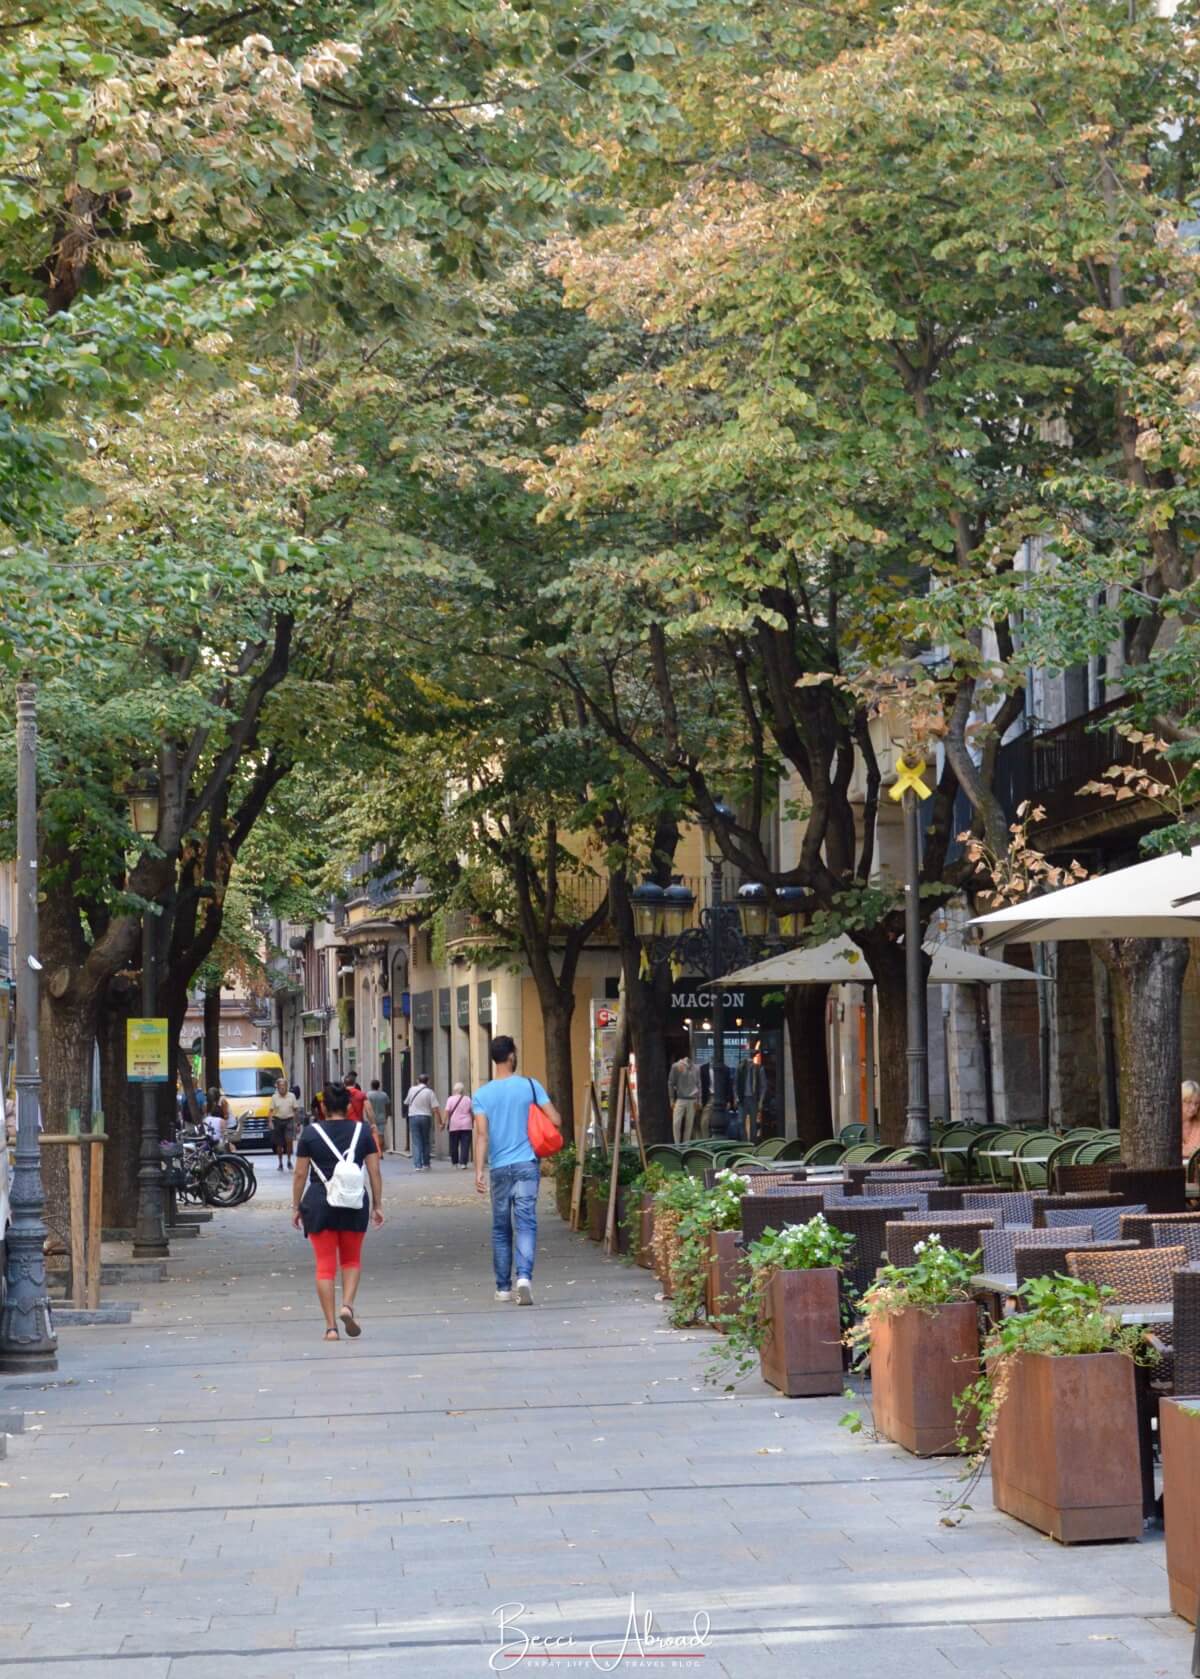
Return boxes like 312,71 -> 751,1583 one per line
0,681 -> 57,1372
128,772 -> 169,1260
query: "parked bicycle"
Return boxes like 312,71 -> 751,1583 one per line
173,1125 -> 257,1207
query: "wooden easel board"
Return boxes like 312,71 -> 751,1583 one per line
603,1069 -> 628,1254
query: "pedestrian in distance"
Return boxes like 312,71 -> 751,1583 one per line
368,1078 -> 391,1151
473,1035 -> 559,1306
404,1072 -> 440,1170
269,1077 -> 300,1171
441,1081 -> 473,1168
344,1073 -> 367,1123
206,1086 -> 233,1148
292,1081 -> 384,1341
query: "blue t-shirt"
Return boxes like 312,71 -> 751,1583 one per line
471,1075 -> 549,1168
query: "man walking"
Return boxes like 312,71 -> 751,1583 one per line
667,1052 -> 701,1145
473,1035 -> 558,1306
269,1077 -> 300,1170
404,1073 -> 440,1170
368,1078 -> 392,1152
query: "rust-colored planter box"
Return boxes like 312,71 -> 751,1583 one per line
637,1195 -> 655,1270
706,1229 -> 745,1326
990,1351 -> 1143,1543
1162,1397 -> 1200,1622
868,1302 -> 979,1457
586,1184 -> 606,1242
758,1266 -> 843,1397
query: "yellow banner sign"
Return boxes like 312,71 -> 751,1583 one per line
127,1017 -> 171,1084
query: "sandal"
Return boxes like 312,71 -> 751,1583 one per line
323,1327 -> 339,1341
339,1306 -> 362,1338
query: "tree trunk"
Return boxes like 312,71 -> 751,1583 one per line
609,865 -> 674,1146
540,997 -> 577,1148
784,984 -> 831,1146
204,984 -> 221,1094
98,981 -> 138,1229
1100,937 -> 1190,1167
39,985 -> 100,1255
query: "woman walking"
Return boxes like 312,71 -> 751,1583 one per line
291,1082 -> 384,1341
441,1081 -> 474,1169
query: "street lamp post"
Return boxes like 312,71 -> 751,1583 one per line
901,780 -> 930,1150
0,681 -> 58,1372
129,776 -> 168,1260
704,821 -> 732,1121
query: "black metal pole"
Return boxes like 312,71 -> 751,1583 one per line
710,857 -> 728,1124
132,904 -> 168,1258
0,681 -> 57,1372
902,786 -> 930,1149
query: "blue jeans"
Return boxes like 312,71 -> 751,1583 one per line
490,1162 -> 540,1289
410,1115 -> 432,1169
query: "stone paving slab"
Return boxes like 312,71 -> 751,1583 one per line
0,1158 -> 1185,1677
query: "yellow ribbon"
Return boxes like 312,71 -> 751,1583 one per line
639,947 -> 651,980
889,755 -> 932,802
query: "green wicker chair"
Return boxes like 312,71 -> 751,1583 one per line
975,1127 -> 1028,1186
881,1145 -> 931,1167
1011,1131 -> 1062,1190
933,1124 -> 981,1184
774,1138 -> 810,1162
839,1123 -> 868,1145
963,1126 -> 1007,1184
840,1142 -> 892,1165
1075,1137 -> 1123,1165
756,1137 -> 791,1159
645,1145 -> 684,1174
801,1139 -> 846,1167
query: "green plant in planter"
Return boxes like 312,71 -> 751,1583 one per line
650,1173 -> 708,1288
841,1233 -> 979,1433
618,1160 -> 670,1252
667,1170 -> 751,1328
953,1272 -> 1158,1468
708,1214 -> 856,1388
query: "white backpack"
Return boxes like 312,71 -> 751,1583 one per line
310,1122 -> 366,1209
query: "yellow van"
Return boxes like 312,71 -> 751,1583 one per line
219,1049 -> 287,1150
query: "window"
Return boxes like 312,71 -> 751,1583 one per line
221,1068 -> 279,1097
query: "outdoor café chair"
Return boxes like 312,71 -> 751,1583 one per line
982,1225 -> 1092,1274
885,1216 -> 994,1269
1044,1203 -> 1146,1244
962,1190 -> 1034,1226
1120,1211 -> 1200,1248
1150,1222 -> 1200,1264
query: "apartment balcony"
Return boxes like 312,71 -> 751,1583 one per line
993,700 -> 1168,853
443,876 -> 620,959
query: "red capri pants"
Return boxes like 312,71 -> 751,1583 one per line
309,1229 -> 365,1280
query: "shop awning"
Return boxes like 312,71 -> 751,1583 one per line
715,935 -> 1045,987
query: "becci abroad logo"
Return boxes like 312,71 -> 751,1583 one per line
490,1594 -> 712,1671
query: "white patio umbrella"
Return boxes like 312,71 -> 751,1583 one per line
970,844 -> 1200,945
716,934 -> 1044,987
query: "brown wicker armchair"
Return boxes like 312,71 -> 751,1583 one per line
1119,1211 -> 1200,1248
1031,1191 -> 1123,1228
706,1168 -> 805,1193
1149,1223 -> 1200,1264
883,1216 -> 994,1270
1106,1166 -> 1187,1214
1052,1162 -> 1121,1196
1014,1238 -> 1138,1288
823,1204 -> 898,1299
1172,1267 -> 1200,1396
1065,1243 -> 1187,1306
926,1187 -> 966,1211
739,1192 -> 827,1250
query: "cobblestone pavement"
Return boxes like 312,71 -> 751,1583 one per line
0,1159 -> 1190,1678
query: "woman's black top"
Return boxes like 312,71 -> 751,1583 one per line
296,1118 -> 377,1236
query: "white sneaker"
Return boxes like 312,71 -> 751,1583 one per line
515,1277 -> 533,1307
495,1288 -> 513,1303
